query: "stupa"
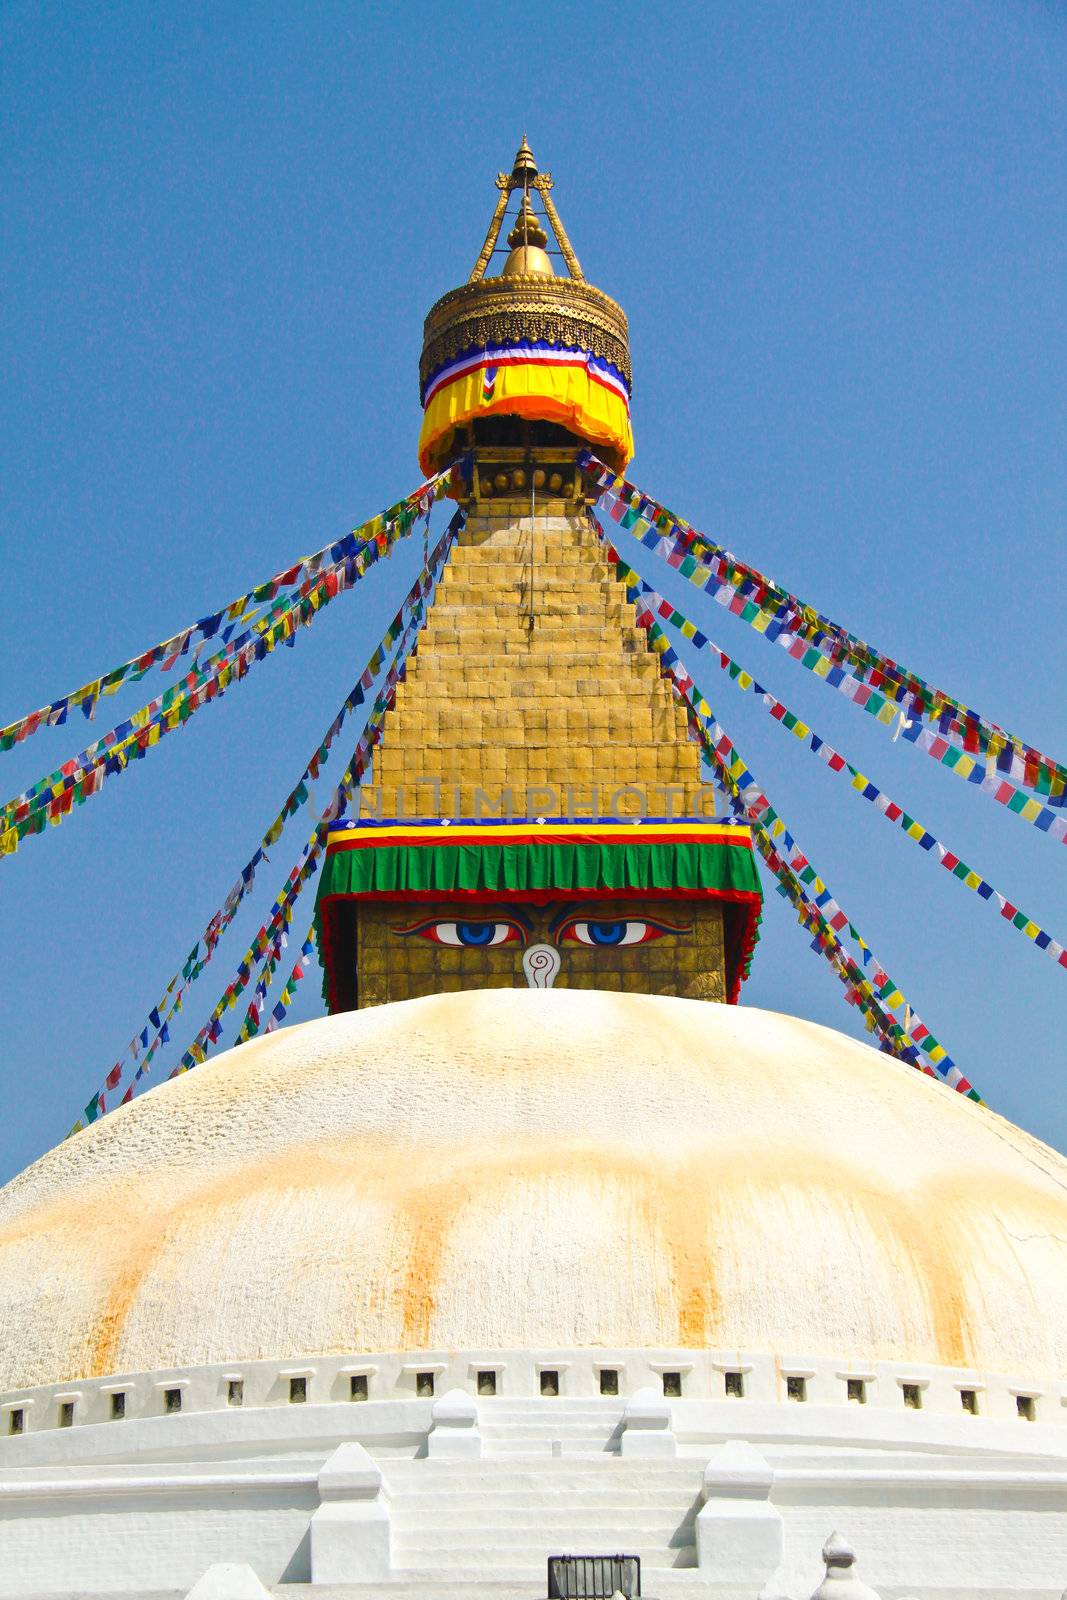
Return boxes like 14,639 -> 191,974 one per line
1,140 -> 1066,1600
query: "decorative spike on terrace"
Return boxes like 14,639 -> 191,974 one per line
2,137 -> 1065,1137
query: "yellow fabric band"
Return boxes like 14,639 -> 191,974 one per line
418,358 -> 635,475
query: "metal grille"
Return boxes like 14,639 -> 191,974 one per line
547,1555 -> 641,1600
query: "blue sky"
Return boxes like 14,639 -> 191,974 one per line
1,0 -> 1064,1181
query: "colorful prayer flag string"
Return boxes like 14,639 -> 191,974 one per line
581,455 -> 1067,823
687,690 -> 980,1100
0,479 -> 455,859
236,923 -> 316,1043
1,466 -> 457,756
263,928 -> 317,1036
609,548 -> 1067,974
68,515 -> 459,1131
172,602 -> 432,1082
584,510 -> 979,1100
107,521 -> 459,1100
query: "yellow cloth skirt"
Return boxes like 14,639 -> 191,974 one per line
419,355 -> 634,476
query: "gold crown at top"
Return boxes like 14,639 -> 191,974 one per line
419,138 -> 631,400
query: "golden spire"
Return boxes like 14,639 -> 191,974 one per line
467,136 -> 584,284
503,193 -> 552,276
511,132 -> 537,186
418,138 -> 633,476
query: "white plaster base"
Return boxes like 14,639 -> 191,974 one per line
0,1378 -> 1065,1598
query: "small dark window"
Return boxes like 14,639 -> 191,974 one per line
902,1383 -> 922,1410
8,1408 -> 24,1435
164,1387 -> 182,1415
847,1378 -> 866,1405
416,1371 -> 435,1398
110,1392 -> 126,1420
289,1376 -> 307,1404
477,1370 -> 497,1396
725,1370 -> 744,1398
786,1375 -> 807,1402
540,1369 -> 560,1397
350,1374 -> 368,1402
599,1369 -> 619,1396
960,1388 -> 978,1415
662,1371 -> 682,1398
1017,1394 -> 1036,1421
227,1380 -> 243,1407
59,1401 -> 75,1428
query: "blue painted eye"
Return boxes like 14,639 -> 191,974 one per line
562,919 -> 688,947
396,920 -> 522,947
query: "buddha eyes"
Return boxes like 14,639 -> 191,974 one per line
399,919 -> 523,947
395,916 -> 689,949
561,919 -> 679,946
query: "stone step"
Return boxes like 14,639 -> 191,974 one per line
481,1442 -> 617,1457
396,677 -> 671,702
384,1483 -> 700,1508
413,653 -> 661,673
281,1574 -> 716,1600
476,1405 -> 625,1419
419,635 -> 652,656
424,605 -> 637,628
458,531 -> 599,552
281,1576 -> 719,1600
392,1512 -> 694,1536
383,1460 -> 699,1478
391,1542 -> 700,1568
382,1467 -> 702,1494
439,568 -> 616,586
479,1433 -> 620,1446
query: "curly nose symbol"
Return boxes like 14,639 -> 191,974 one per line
522,943 -> 560,990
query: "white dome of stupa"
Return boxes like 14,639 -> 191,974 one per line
3,988 -> 1066,1394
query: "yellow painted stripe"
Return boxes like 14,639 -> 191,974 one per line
326,821 -> 754,848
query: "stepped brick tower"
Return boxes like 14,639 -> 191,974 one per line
314,141 -> 762,1015
375,135 -> 703,825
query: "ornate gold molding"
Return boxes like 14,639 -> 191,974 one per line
421,275 -> 631,395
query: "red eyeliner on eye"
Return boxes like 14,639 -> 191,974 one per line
392,919 -> 524,946
559,918 -> 693,945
